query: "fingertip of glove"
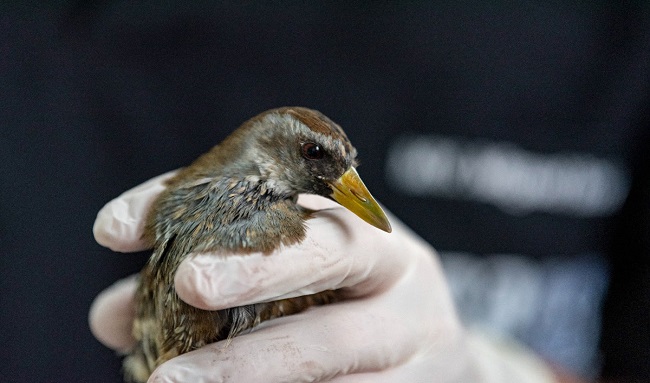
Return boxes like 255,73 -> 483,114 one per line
174,255 -> 223,310
93,171 -> 176,252
174,253 -> 272,310
94,199 -> 153,252
89,276 -> 139,352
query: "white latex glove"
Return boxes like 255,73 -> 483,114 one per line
89,172 -> 558,383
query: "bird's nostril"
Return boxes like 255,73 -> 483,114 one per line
351,189 -> 368,202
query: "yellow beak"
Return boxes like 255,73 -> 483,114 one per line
328,167 -> 392,233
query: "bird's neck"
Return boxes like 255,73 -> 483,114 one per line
148,174 -> 308,257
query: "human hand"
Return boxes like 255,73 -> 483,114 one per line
90,172 -> 557,383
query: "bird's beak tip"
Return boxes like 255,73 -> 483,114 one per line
328,167 -> 392,233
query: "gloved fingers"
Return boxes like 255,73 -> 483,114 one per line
93,171 -> 177,252
89,275 -> 139,352
149,276 -> 459,383
173,201 -> 433,310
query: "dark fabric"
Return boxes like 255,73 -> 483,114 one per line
1,2 -> 648,381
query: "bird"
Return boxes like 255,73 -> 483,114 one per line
123,107 -> 392,382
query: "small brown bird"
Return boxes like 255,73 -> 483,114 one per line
124,107 -> 391,382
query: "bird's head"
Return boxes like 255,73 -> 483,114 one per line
237,107 -> 391,233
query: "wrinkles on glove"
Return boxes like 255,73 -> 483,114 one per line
93,171 -> 177,252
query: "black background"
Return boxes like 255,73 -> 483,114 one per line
1,2 -> 648,381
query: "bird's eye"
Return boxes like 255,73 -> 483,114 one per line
301,142 -> 324,160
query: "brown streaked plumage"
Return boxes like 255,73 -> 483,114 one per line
124,107 -> 391,382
